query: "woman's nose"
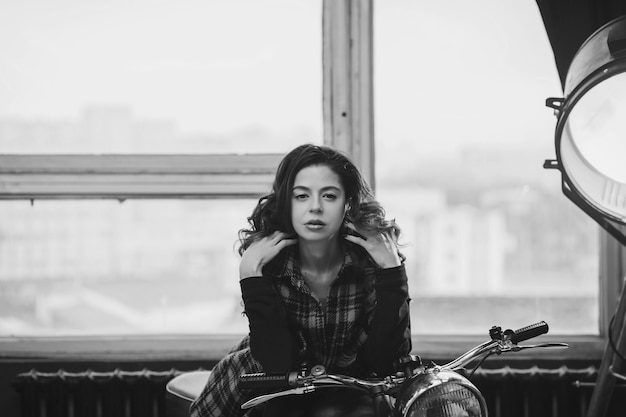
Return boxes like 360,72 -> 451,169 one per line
309,197 -> 322,213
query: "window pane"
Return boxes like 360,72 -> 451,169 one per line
0,0 -> 322,154
0,200 -> 256,336
375,1 -> 599,335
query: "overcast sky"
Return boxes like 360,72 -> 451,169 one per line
1,0 -> 562,152
0,0 -> 322,135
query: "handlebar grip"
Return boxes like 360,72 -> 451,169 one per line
239,372 -> 296,390
510,321 -> 549,344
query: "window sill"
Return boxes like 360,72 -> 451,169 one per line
0,334 -> 607,362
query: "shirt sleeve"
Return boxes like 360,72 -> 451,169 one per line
361,264 -> 412,376
240,277 -> 298,373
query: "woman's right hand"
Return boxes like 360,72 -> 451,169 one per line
239,231 -> 297,279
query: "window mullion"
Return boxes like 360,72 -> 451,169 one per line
322,0 -> 375,189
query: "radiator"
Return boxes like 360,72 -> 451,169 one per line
471,365 -> 599,417
12,369 -> 183,417
11,365 -> 615,417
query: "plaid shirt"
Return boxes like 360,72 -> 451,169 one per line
190,245 -> 411,417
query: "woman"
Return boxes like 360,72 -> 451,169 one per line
191,144 -> 411,417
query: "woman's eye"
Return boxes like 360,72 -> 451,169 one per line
294,194 -> 308,200
323,194 -> 337,200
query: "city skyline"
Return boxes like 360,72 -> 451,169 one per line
0,1 -> 593,338
0,107 -> 599,337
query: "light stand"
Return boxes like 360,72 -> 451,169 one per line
543,15 -> 626,417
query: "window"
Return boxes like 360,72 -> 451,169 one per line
0,0 -> 322,345
0,0 -> 615,358
374,0 -> 601,336
0,200 -> 254,336
0,0 -> 322,154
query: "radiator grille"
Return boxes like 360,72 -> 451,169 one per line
12,369 -> 183,417
471,365 -> 599,417
11,365 -> 616,417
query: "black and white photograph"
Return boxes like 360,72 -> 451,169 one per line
1,1 -> 626,416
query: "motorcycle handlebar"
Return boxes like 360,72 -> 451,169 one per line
510,321 -> 549,344
239,322 -> 554,392
239,372 -> 297,390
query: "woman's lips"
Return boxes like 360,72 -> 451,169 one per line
305,220 -> 325,230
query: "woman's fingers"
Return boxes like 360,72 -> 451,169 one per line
343,222 -> 373,247
239,231 -> 297,279
269,231 -> 297,246
276,236 -> 298,249
344,222 -> 368,241
269,231 -> 292,241
260,232 -> 297,255
344,225 -> 400,268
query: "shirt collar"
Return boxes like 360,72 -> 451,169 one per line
265,244 -> 361,286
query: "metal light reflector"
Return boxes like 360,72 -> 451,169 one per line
545,15 -> 626,245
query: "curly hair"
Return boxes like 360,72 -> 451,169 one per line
237,144 -> 401,255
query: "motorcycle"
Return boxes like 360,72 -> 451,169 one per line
238,321 -> 568,417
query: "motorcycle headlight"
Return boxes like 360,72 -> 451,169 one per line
395,369 -> 487,417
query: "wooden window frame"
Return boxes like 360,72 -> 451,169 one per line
0,0 -> 374,360
0,0 -> 617,361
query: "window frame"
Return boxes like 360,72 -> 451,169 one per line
0,0 -> 375,360
0,0 -> 618,361
0,154 -> 283,199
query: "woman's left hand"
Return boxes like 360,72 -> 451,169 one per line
343,222 -> 401,269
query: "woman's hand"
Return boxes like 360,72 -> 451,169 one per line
239,231 -> 297,279
344,222 -> 401,269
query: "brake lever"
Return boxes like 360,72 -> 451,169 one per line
241,386 -> 314,409
507,342 -> 569,352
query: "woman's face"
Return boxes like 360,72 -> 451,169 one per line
291,164 -> 347,242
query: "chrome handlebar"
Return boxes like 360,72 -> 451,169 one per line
443,321 -> 568,370
239,321 -> 569,410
